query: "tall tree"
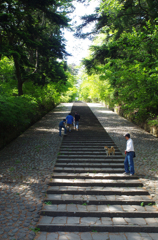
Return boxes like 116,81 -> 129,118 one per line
78,0 -> 158,123
0,0 -> 72,95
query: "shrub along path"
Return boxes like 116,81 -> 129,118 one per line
35,102 -> 158,240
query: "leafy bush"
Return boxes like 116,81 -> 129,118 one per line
0,94 -> 38,128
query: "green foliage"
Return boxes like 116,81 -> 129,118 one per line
148,117 -> 158,127
0,94 -> 37,128
0,0 -> 78,149
30,227 -> 40,234
78,70 -> 114,106
0,55 -> 77,148
60,70 -> 78,102
45,201 -> 52,205
78,1 -> 158,124
0,0 -> 73,95
82,203 -> 87,206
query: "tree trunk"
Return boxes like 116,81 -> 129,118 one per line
35,48 -> 39,71
13,57 -> 23,96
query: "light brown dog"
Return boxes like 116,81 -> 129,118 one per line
104,146 -> 115,156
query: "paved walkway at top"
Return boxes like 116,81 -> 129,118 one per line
88,103 -> 158,205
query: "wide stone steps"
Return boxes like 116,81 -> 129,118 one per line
35,102 -> 158,239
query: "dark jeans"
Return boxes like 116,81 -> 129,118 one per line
75,121 -> 79,129
124,152 -> 135,175
59,126 -> 66,136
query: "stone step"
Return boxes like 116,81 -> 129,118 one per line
60,146 -> 119,149
46,194 -> 152,202
49,179 -> 142,187
50,178 -> 141,183
49,183 -> 142,187
38,214 -> 158,223
54,167 -> 124,173
37,220 -> 158,232
47,187 -> 149,196
40,204 -> 158,215
34,231 -> 158,240
62,143 -> 117,145
44,198 -> 155,206
57,159 -> 124,163
59,151 -> 121,154
55,163 -> 124,168
61,146 -> 117,148
58,155 -> 124,158
56,162 -> 123,165
62,141 -> 113,143
57,157 -> 124,160
54,169 -> 125,173
58,153 -> 123,156
52,173 -> 138,179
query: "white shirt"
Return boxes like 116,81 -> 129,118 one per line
126,138 -> 134,152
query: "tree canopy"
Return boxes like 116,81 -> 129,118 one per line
0,0 -> 73,95
78,0 -> 158,126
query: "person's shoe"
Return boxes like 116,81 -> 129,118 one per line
130,174 -> 134,176
123,172 -> 130,175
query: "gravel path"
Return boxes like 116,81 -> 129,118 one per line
0,103 -> 72,240
88,103 -> 158,205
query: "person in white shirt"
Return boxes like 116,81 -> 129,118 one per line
123,133 -> 135,176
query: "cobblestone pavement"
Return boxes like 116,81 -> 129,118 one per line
88,103 -> 158,205
0,103 -> 72,240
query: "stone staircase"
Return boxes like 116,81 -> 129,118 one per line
36,102 -> 158,240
